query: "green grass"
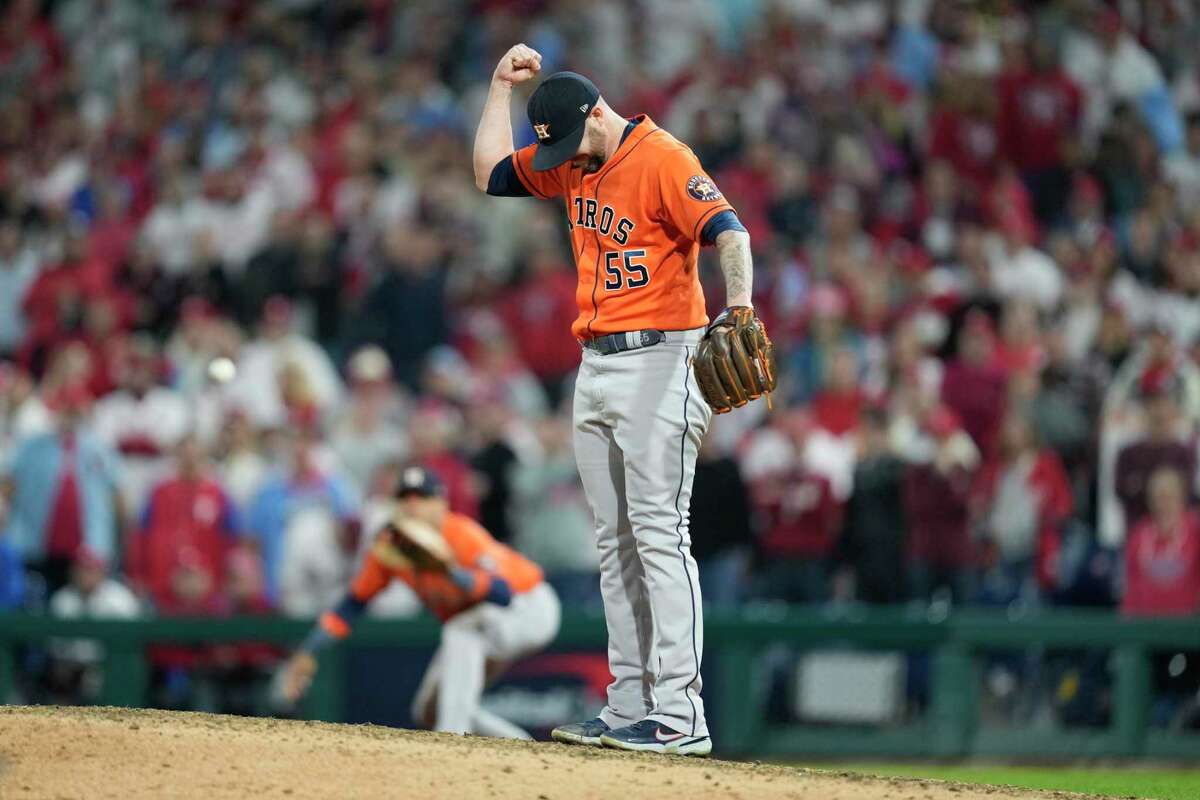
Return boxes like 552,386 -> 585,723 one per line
836,763 -> 1200,799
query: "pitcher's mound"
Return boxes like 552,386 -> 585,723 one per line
0,706 -> 1095,799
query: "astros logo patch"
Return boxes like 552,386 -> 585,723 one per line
686,175 -> 722,202
534,123 -> 551,141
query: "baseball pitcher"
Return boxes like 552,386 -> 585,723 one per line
281,467 -> 561,739
473,45 -> 775,756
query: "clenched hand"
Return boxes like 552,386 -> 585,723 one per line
493,43 -> 542,88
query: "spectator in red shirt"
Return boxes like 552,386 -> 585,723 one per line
972,411 -> 1073,602
929,74 -> 1000,193
86,181 -> 138,270
751,415 -> 843,604
127,435 -> 241,612
904,405 -> 980,604
1123,466 -> 1200,617
497,245 -> 580,407
408,406 -> 479,520
1115,373 -> 1197,535
811,345 -> 866,437
20,225 -> 113,372
993,299 -> 1046,376
997,36 -> 1083,226
942,309 -> 1008,457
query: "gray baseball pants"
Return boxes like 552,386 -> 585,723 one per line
573,327 -> 711,737
411,583 -> 561,738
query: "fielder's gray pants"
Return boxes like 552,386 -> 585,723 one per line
412,583 -> 561,738
573,328 -> 711,737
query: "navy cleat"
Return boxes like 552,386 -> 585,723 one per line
599,719 -> 712,756
551,717 -> 610,746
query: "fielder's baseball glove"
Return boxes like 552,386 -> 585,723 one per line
377,513 -> 454,572
694,306 -> 777,414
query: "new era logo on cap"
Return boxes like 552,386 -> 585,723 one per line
526,71 -> 600,171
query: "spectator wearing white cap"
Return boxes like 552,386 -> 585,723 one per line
330,346 -> 410,494
92,335 -> 191,514
230,296 -> 344,430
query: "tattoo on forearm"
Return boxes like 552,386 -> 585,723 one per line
717,232 -> 752,305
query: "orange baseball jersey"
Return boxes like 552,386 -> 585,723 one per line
346,512 -> 543,622
510,115 -> 734,339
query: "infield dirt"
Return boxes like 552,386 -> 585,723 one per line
0,706 -> 1112,799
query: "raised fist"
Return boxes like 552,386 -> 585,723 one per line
494,43 -> 542,88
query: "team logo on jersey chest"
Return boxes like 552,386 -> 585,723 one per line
686,174 -> 722,202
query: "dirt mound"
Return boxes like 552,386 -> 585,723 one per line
0,706 -> 1101,799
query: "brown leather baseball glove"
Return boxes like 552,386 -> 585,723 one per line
693,306 -> 778,414
378,513 -> 454,572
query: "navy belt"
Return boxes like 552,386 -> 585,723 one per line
582,329 -> 666,356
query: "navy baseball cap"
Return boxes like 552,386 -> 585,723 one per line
527,71 -> 600,171
396,466 -> 445,499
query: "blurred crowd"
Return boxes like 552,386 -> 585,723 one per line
3,0 -> 1200,706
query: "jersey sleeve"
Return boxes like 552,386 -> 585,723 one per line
445,515 -> 495,568
657,147 -> 735,243
511,144 -> 567,200
449,564 -> 496,603
349,549 -> 392,603
487,157 -> 532,197
699,209 -> 747,246
442,515 -> 504,598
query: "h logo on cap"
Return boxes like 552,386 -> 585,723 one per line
534,123 -> 551,141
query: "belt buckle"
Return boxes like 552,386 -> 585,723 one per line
586,330 -> 659,355
639,330 -> 665,348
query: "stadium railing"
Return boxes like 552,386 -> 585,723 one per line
1,609 -> 1197,758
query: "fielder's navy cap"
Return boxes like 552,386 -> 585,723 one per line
396,466 -> 445,498
527,71 -> 600,171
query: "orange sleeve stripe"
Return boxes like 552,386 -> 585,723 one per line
319,611 -> 352,640
513,151 -> 548,200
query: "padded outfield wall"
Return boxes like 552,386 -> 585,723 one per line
2,609 -> 1198,759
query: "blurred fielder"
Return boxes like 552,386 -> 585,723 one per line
472,45 -> 775,755
282,467 -> 561,739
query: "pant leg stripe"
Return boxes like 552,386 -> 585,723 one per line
673,345 -> 700,736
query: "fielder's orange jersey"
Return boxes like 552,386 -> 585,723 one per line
511,115 -> 734,339
347,512 -> 543,621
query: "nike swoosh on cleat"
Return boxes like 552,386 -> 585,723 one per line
654,729 -> 686,743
